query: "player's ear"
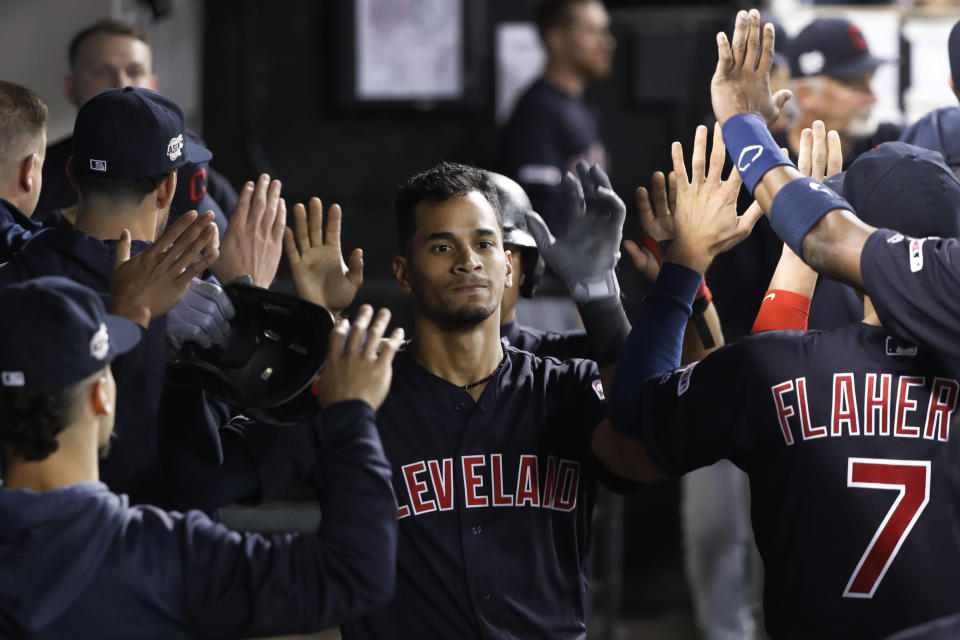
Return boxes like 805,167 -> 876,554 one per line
65,159 -> 77,189
90,375 -> 112,417
18,153 -> 37,194
393,255 -> 412,293
155,171 -> 177,209
504,248 -> 514,289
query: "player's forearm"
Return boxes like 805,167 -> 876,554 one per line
610,262 -> 701,434
681,300 -> 723,363
310,399 -> 397,620
591,420 -> 666,482
576,295 -> 630,367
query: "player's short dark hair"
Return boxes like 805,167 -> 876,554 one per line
0,377 -> 88,462
69,19 -> 150,70
0,81 -> 48,163
74,170 -> 170,206
394,161 -> 501,255
535,0 -> 597,40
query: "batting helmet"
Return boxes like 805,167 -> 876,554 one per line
170,281 -> 335,426
488,171 -> 545,298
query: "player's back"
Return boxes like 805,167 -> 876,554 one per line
736,324 -> 960,638
639,322 -> 960,638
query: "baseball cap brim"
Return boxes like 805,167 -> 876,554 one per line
824,172 -> 846,197
825,52 -> 890,79
183,130 -> 212,165
103,314 -> 142,362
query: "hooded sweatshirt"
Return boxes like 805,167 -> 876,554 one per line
0,399 -> 396,638
0,228 -> 307,510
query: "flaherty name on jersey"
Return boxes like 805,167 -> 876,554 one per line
395,454 -> 581,519
770,373 -> 959,446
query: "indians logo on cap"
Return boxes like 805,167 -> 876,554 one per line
167,134 -> 185,161
90,323 -> 110,361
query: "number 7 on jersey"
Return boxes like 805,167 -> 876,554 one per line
844,458 -> 931,598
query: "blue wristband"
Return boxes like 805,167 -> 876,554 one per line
769,177 -> 852,256
721,113 -> 793,194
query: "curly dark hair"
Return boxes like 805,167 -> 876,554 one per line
394,161 -> 501,255
0,379 -> 86,462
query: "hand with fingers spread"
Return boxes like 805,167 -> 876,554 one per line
525,161 -> 626,302
711,9 -> 792,127
109,210 -> 220,328
623,171 -> 676,282
668,123 -> 763,274
211,173 -> 286,288
315,305 -> 404,410
284,198 -> 364,315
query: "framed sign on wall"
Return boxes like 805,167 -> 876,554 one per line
338,0 -> 486,109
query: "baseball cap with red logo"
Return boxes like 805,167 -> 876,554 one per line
788,17 -> 889,80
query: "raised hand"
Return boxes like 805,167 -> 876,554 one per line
797,120 -> 843,182
315,305 -> 404,410
109,210 -> 220,328
624,170 -> 677,282
283,198 -> 363,315
211,173 -> 286,288
525,161 -> 626,302
668,123 -> 763,274
711,9 -> 792,127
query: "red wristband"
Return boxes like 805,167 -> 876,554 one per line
641,233 -> 664,266
751,289 -> 811,334
695,279 -> 712,303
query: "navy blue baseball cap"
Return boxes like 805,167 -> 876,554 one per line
0,277 -> 141,390
824,142 -> 960,239
72,87 -> 212,179
949,20 -> 960,94
790,18 -> 887,79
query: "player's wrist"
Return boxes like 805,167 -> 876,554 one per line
721,113 -> 793,194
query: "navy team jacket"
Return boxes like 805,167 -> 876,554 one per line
0,398 -> 397,638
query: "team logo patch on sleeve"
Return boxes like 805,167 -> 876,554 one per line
909,238 -> 925,272
592,379 -> 605,400
677,362 -> 698,396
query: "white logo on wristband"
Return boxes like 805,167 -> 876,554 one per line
737,145 -> 764,172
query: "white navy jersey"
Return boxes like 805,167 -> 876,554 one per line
341,345 -> 626,640
635,324 -> 960,639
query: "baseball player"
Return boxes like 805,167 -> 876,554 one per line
36,19 -> 237,233
711,9 -> 960,361
0,87 -> 293,509
0,273 -> 402,637
0,81 -> 54,259
280,155 -> 756,638
611,11 -> 960,637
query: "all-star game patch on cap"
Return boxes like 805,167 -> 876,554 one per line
72,87 -> 212,180
0,277 -> 141,389
789,17 -> 888,79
